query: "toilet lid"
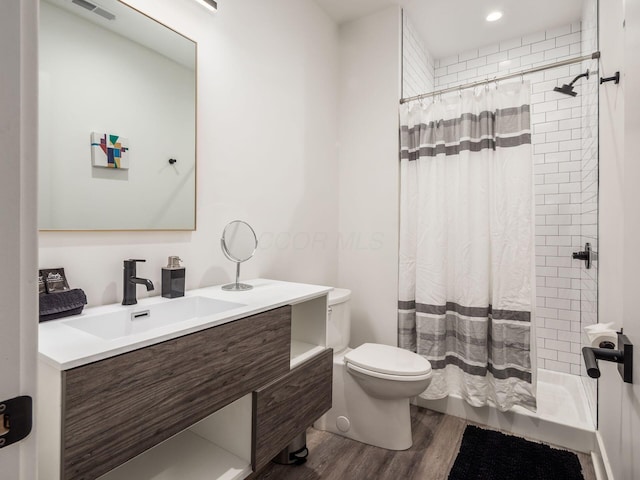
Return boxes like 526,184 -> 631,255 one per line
345,343 -> 432,376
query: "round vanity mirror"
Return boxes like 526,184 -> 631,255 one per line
221,220 -> 258,291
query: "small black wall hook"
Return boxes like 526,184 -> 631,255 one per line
600,72 -> 620,84
168,158 -> 177,165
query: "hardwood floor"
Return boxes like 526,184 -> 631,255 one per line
254,406 -> 597,480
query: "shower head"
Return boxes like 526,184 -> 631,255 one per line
553,84 -> 578,96
553,69 -> 589,97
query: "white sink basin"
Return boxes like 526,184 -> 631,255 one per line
64,296 -> 246,340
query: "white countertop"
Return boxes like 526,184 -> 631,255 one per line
39,279 -> 331,370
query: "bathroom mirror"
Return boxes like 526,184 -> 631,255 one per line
38,0 -> 196,230
220,221 -> 258,291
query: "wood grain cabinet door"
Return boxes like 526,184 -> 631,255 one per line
252,348 -> 333,471
61,306 -> 291,480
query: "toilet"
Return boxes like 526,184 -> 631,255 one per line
314,288 -> 432,450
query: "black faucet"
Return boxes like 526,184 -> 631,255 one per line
122,259 -> 154,305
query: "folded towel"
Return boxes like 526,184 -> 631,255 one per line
39,288 -> 87,322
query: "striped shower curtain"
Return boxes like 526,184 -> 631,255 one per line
398,82 -> 536,412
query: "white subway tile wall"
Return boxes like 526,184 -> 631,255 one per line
403,20 -> 599,376
433,23 -> 583,90
402,13 -> 435,98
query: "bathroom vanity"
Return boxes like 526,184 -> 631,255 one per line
38,279 -> 333,480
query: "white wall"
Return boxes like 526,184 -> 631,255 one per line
598,0 -> 640,477
39,0 -> 340,306
337,6 -> 401,347
0,0 -> 38,478
39,1 -> 196,230
619,0 -> 640,474
597,0 -> 625,474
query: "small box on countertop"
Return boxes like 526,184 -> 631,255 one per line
40,268 -> 70,293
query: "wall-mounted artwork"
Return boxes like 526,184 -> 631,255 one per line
91,132 -> 130,169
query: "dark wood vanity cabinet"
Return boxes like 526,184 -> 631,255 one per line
252,348 -> 333,471
40,291 -> 333,480
61,306 -> 292,480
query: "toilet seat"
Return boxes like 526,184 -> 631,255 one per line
344,343 -> 432,378
346,362 -> 432,382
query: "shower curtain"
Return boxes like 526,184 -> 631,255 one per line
398,82 -> 536,412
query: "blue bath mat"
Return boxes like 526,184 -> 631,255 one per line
448,425 -> 585,480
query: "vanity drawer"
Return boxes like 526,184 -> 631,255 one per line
61,306 -> 291,480
252,348 -> 333,471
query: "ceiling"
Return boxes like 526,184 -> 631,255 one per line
314,0 -> 584,59
44,0 -> 195,69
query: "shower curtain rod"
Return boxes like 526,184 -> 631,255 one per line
399,51 -> 601,104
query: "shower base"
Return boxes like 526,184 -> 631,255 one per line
415,369 -> 596,453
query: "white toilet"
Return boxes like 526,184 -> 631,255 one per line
314,288 -> 432,450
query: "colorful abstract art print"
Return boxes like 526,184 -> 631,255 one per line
91,132 -> 130,169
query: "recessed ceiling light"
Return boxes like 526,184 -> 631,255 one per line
486,11 -> 503,22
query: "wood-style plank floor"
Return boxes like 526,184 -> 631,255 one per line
254,406 -> 596,480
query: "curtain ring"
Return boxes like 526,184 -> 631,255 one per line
458,86 -> 462,98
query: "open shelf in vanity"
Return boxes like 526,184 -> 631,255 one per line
100,395 -> 254,480
290,295 -> 328,367
37,280 -> 332,480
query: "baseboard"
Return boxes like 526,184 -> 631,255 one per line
593,431 -> 614,480
591,450 -> 607,480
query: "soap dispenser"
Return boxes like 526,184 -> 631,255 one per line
162,256 -> 185,298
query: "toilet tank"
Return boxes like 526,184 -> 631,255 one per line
327,288 -> 351,353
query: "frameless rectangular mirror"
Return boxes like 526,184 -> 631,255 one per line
39,0 -> 196,230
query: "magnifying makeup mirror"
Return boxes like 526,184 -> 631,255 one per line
221,220 -> 258,291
